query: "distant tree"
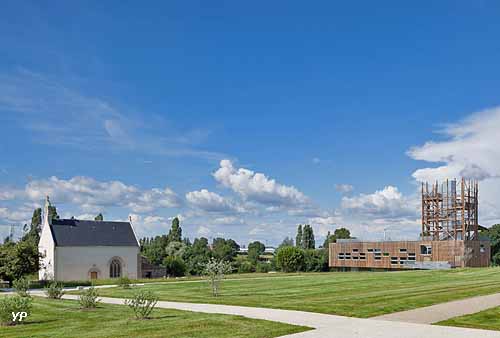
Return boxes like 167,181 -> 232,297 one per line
184,237 -> 211,275
279,237 -> 294,248
296,225 -> 303,248
48,205 -> 59,221
165,241 -> 187,258
247,241 -> 266,263
212,238 -> 240,261
323,227 -> 351,247
94,213 -> 104,221
22,208 -> 42,243
484,224 -> 500,265
163,256 -> 186,277
301,225 -> 315,249
276,246 -> 305,272
168,217 -> 182,243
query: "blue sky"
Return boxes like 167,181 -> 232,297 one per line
1,1 -> 500,245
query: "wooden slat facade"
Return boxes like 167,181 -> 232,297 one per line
329,240 -> 490,269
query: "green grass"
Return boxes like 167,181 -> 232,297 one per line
437,306 -> 500,331
1,297 -> 310,338
72,268 -> 500,318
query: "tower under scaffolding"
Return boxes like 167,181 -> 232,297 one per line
421,178 -> 478,241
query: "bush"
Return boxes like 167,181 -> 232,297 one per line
117,276 -> 132,289
163,256 -> 186,277
44,281 -> 65,299
125,290 -> 158,319
13,277 -> 30,297
29,280 -> 91,289
275,246 -> 305,272
237,260 -> 255,273
78,286 -> 100,309
304,249 -> 329,272
256,262 -> 271,273
0,296 -> 32,326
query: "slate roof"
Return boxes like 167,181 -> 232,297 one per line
49,219 -> 139,247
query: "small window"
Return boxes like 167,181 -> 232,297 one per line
352,256 -> 359,260
480,245 -> 486,253
391,259 -> 398,265
338,254 -> 345,260
408,256 -> 416,261
374,248 -> 381,253
408,253 -> 416,257
374,252 -> 382,257
383,252 -> 390,256
420,245 -> 432,255
359,252 -> 366,256
352,248 -> 359,252
367,248 -> 374,252
359,255 -> 366,260
374,256 -> 382,260
399,248 -> 407,253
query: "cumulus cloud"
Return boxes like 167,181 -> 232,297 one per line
213,160 -> 309,207
341,186 -> 418,219
335,184 -> 354,194
408,106 -> 500,225
186,189 -> 241,213
197,225 -> 211,237
22,176 -> 181,213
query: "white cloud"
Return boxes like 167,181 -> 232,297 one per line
197,225 -> 211,237
341,186 -> 417,219
408,106 -> 500,226
213,160 -> 309,207
186,189 -> 241,213
335,184 -> 354,193
22,176 -> 180,213
312,157 -> 321,164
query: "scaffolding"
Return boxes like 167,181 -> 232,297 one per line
421,178 -> 479,241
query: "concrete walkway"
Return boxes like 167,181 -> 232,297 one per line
374,292 -> 500,324
31,293 -> 500,338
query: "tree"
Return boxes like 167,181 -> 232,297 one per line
165,241 -> 187,258
278,237 -> 294,249
22,208 -> 42,243
212,238 -> 240,261
163,256 -> 186,277
247,241 -> 266,263
483,224 -> 500,265
275,246 -> 305,272
301,225 -> 315,249
48,205 -> 59,221
323,227 -> 351,247
296,225 -> 303,248
0,240 -> 41,282
304,249 -> 329,272
94,213 -> 104,221
168,217 -> 182,243
183,237 -> 211,275
202,258 -> 232,297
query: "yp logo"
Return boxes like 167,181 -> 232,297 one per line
12,312 -> 28,322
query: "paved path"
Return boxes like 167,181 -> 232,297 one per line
374,292 -> 500,324
29,293 -> 500,338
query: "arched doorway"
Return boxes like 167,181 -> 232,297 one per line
109,258 -> 122,278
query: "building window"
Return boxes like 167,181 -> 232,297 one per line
399,248 -> 407,253
383,252 -> 389,256
360,255 -> 366,260
352,248 -> 359,252
352,256 -> 359,260
374,256 -> 382,260
110,258 -> 122,278
420,245 -> 432,255
338,254 -> 345,260
367,248 -> 374,252
480,245 -> 486,253
391,257 -> 398,265
374,248 -> 381,253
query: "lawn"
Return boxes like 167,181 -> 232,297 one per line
437,306 -> 500,331
75,268 -> 500,318
1,297 -> 310,338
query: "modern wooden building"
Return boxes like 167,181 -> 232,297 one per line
329,179 -> 491,270
329,239 -> 490,269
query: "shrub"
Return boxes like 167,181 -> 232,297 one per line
125,290 -> 158,319
78,286 -> 100,309
44,281 -> 65,299
275,246 -> 305,272
117,276 -> 132,289
256,262 -> 271,273
163,256 -> 187,277
237,261 -> 255,273
29,280 -> 92,289
0,296 -> 32,326
202,258 -> 232,297
304,249 -> 329,272
13,277 -> 30,297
